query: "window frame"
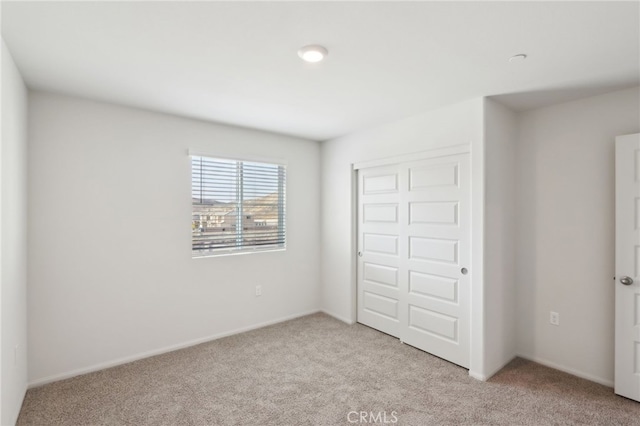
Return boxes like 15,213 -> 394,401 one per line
190,152 -> 287,258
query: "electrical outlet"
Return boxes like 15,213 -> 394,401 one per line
255,285 -> 262,297
550,311 -> 560,326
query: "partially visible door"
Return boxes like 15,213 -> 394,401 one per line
357,164 -> 402,338
615,133 -> 640,402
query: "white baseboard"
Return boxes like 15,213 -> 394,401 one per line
320,309 -> 356,325
28,309 -> 321,389
468,370 -> 488,381
469,355 -> 518,382
516,353 -> 614,387
9,384 -> 28,426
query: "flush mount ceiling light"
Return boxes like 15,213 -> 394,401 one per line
509,53 -> 527,63
298,45 -> 328,63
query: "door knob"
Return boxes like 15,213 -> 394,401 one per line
620,276 -> 634,286
358,251 -> 363,257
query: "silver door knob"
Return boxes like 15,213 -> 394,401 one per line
620,276 -> 634,286
358,251 -> 363,257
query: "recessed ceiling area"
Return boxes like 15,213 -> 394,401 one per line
2,1 -> 638,141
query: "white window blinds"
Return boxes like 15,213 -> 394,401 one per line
191,156 -> 286,256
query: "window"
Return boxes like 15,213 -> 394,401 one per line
191,155 -> 286,256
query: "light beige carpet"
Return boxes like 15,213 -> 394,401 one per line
18,313 -> 640,425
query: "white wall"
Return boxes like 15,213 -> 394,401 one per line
516,86 -> 640,386
27,91 -> 321,385
483,98 -> 517,377
320,99 -> 489,376
1,39 -> 29,425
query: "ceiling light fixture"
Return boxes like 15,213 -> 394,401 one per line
298,45 -> 328,63
509,54 -> 527,63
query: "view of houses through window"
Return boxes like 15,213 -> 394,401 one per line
191,156 -> 286,256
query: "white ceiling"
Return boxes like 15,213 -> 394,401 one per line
2,1 -> 639,141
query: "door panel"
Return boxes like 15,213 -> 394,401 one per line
409,201 -> 458,225
363,233 -> 398,255
363,204 -> 398,223
363,263 -> 398,287
363,173 -> 398,194
357,153 -> 470,368
408,271 -> 458,302
409,237 -> 459,264
403,154 -> 470,368
363,291 -> 398,319
408,305 -> 458,341
357,165 -> 402,338
409,163 -> 459,189
615,133 -> 640,402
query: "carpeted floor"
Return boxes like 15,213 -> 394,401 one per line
17,313 -> 640,425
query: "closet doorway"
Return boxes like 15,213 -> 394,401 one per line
356,149 -> 471,368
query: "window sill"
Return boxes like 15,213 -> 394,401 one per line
192,247 -> 286,259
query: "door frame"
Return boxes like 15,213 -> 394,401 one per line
351,143 -> 485,377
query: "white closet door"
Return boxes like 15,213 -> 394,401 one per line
357,164 -> 402,337
356,153 -> 470,368
401,154 -> 470,368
